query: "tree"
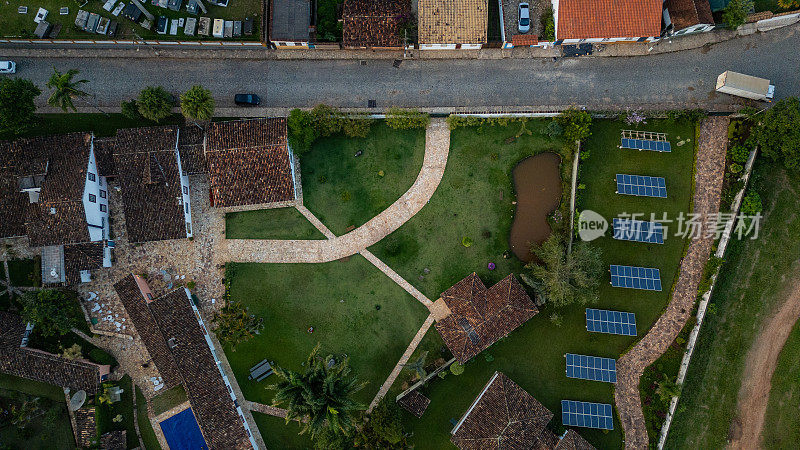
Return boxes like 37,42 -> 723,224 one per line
212,300 -> 264,351
723,0 -> 753,29
385,108 -> 430,130
752,97 -> 800,169
0,78 -> 40,136
402,351 -> 428,380
121,100 -> 141,120
556,108 -> 592,143
354,400 -> 407,449
288,109 -> 318,154
310,104 -> 343,137
18,289 -> 82,337
522,235 -> 604,308
180,85 -> 214,121
656,374 -> 681,402
61,343 -> 83,360
137,86 -> 173,122
46,68 -> 88,112
341,114 -> 373,138
270,344 -> 366,440
778,0 -> 799,8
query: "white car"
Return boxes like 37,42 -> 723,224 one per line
518,3 -> 531,33
0,61 -> 15,74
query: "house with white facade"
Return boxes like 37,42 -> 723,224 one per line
418,0 -> 488,50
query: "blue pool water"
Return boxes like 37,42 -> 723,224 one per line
159,408 -> 208,450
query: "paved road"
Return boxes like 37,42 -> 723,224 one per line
5,25 -> 799,109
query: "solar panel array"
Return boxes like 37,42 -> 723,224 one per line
565,354 -> 617,383
610,265 -> 662,291
613,218 -> 664,244
561,400 -> 614,430
586,308 -> 637,336
621,138 -> 672,152
616,174 -> 667,198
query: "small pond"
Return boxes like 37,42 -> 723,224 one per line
509,152 -> 562,262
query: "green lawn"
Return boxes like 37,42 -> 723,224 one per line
7,257 -> 40,287
0,374 -> 76,449
136,387 -> 162,450
366,119 -> 696,449
225,208 -> 324,240
762,319 -> 800,448
222,256 -> 429,407
150,384 -> 188,416
96,375 -> 138,448
666,161 -> 800,448
0,0 -> 260,40
252,412 -> 313,450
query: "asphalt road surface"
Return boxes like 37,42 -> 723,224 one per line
5,25 -> 800,110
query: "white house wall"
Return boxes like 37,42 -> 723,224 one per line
174,130 -> 193,238
83,142 -> 109,242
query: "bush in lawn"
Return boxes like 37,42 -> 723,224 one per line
288,108 -> 318,154
385,108 -> 430,130
450,362 -> 464,375
61,343 -> 82,360
354,400 -> 407,447
557,108 -> 592,143
730,145 -> 750,164
137,86 -> 173,123
740,191 -> 762,217
121,100 -> 141,120
341,114 -> 374,138
19,289 -> 83,338
180,85 -> 214,121
752,97 -> 800,170
212,300 -> 264,351
0,77 -> 41,136
723,0 -> 752,29
541,8 -> 555,41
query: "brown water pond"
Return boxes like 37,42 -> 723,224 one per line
509,152 -> 562,262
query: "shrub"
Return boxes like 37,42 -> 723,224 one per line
752,97 -> 800,170
730,145 -> 750,164
186,281 -> 196,290
740,191 -> 762,217
666,109 -> 707,123
723,0 -> 752,29
450,362 -> 464,375
121,100 -> 141,120
557,108 -> 592,143
316,0 -> 343,41
0,77 -> 41,136
461,236 -> 473,247
287,108 -> 318,154
89,348 -> 117,366
385,108 -> 430,130
137,86 -> 173,122
341,114 -> 374,138
541,8 -> 555,41
729,163 -> 743,174
180,85 -> 214,121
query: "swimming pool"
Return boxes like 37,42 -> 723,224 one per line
159,408 -> 208,450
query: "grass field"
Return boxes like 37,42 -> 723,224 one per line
136,387 -> 162,450
0,373 -> 76,449
150,384 -> 188,416
222,256 -> 429,407
7,257 -> 40,287
225,208 -> 324,240
762,319 -> 800,448
96,375 -> 138,448
0,0 -> 261,40
252,412 -> 313,450
366,119 -> 696,449
665,161 -> 800,448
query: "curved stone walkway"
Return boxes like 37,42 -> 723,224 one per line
614,117 -> 729,449
221,119 -> 450,263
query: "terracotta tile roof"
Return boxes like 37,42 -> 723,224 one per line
418,0 -> 488,44
75,407 -> 98,448
398,389 -> 430,417
100,430 -> 127,450
434,273 -> 538,363
178,125 -> 208,174
0,311 -> 105,394
0,168 -> 28,238
451,372 -> 555,449
556,0 -> 662,40
26,201 -> 90,247
555,429 -> 596,450
148,289 -> 251,449
63,242 -> 104,285
666,0 -> 714,30
93,137 -> 117,177
342,0 -> 410,48
206,118 -> 295,208
512,34 -> 539,46
112,126 -> 187,243
113,274 -> 182,389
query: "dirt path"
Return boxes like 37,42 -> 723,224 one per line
727,270 -> 800,450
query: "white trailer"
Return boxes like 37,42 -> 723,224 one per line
715,71 -> 775,101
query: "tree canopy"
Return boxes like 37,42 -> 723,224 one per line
557,108 -> 592,143
137,86 -> 173,122
723,0 -> 753,29
270,344 -> 366,440
521,235 -> 604,308
212,300 -> 264,351
19,289 -> 83,337
180,85 -> 215,121
752,97 -> 800,170
46,68 -> 88,113
353,400 -> 407,449
0,78 -> 40,136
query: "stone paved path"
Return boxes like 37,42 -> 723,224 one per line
222,119 -> 450,263
614,117 -> 729,450
361,250 -> 433,308
367,314 -> 436,413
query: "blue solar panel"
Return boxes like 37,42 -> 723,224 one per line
620,138 -> 671,153
586,308 -> 637,336
610,265 -> 662,291
615,174 -> 667,198
613,218 -> 664,244
561,400 -> 614,430
565,353 -> 617,383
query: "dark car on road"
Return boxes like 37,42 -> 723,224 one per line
234,94 -> 261,106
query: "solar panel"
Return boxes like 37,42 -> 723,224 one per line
620,138 -> 672,152
609,265 -> 662,291
615,174 -> 667,198
586,308 -> 637,336
561,400 -> 614,430
457,318 -> 481,345
613,218 -> 664,244
565,353 -> 617,383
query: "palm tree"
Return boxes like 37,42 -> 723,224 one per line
46,68 -> 88,112
180,85 -> 214,121
402,351 -> 428,381
270,344 -> 366,440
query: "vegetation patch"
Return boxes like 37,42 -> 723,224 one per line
762,318 -> 800,448
136,387 -> 162,450
0,375 -> 74,449
225,208 -> 325,240
95,376 -> 138,448
150,385 -> 188,417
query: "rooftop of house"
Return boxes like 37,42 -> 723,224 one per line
665,0 -> 714,31
63,242 -> 104,285
178,125 -> 208,175
433,273 -> 538,363
112,126 -> 188,243
556,0 -> 662,40
270,0 -> 311,42
342,0 -> 410,48
555,429 -> 596,450
397,389 -> 431,418
418,0 -> 488,44
451,371 -> 558,449
206,118 -> 295,208
75,407 -> 98,448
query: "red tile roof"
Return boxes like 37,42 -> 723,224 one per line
556,0 -> 662,40
512,34 -> 539,46
343,0 -> 410,48
398,389 -> 430,418
665,0 -> 714,30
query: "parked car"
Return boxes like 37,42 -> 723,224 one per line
234,94 -> 261,106
0,61 -> 16,74
518,3 -> 531,33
